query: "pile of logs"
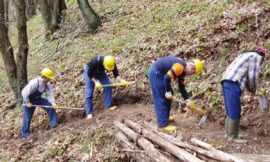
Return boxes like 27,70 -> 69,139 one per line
114,120 -> 245,162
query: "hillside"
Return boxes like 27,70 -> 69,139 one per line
1,0 -> 270,161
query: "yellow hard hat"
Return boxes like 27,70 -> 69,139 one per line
41,68 -> 54,79
193,59 -> 203,74
104,56 -> 115,71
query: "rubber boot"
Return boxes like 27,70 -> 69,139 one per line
161,125 -> 177,132
168,116 -> 174,122
224,116 -> 243,138
224,116 -> 229,138
227,117 -> 247,144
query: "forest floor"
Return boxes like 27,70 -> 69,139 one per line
1,91 -> 270,161
1,0 -> 270,161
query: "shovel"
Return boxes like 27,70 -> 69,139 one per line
258,89 -> 269,111
198,108 -> 209,126
258,96 -> 268,111
22,104 -> 84,110
101,81 -> 135,88
172,97 -> 208,125
172,97 -> 206,114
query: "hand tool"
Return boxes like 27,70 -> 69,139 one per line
102,81 -> 135,88
22,104 -> 84,110
258,89 -> 268,111
172,97 -> 205,114
172,97 -> 208,125
198,108 -> 209,126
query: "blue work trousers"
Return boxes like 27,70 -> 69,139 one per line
148,66 -> 172,128
222,81 -> 242,120
84,65 -> 112,115
22,98 -> 58,139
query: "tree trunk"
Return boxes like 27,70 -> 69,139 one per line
77,0 -> 101,31
14,0 -> 29,107
40,0 -> 52,36
0,0 -> 18,100
4,0 -> 8,29
8,0 -> 16,22
51,0 -> 61,30
25,0 -> 36,19
40,0 -> 65,37
61,0 -> 66,10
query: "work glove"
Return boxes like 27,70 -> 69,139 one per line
95,81 -> 103,90
165,91 -> 173,100
261,88 -> 266,95
121,79 -> 130,87
52,103 -> 59,110
186,99 -> 196,111
26,102 -> 33,108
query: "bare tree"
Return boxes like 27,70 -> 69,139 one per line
14,0 -> 29,105
77,0 -> 101,31
0,0 -> 17,98
40,0 -> 66,37
4,0 -> 8,28
25,0 -> 37,19
0,0 -> 29,108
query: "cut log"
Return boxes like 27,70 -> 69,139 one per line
142,122 -> 234,161
115,132 -> 151,162
114,121 -> 171,162
114,120 -> 139,141
191,138 -> 245,162
125,120 -> 204,162
232,153 -> 270,162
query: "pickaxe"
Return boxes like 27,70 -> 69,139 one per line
22,104 -> 84,110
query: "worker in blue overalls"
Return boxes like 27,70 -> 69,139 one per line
84,55 -> 130,119
21,68 -> 59,139
148,56 -> 203,132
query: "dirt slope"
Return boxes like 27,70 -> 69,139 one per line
1,0 -> 270,161
1,91 -> 270,161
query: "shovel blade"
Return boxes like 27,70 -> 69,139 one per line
258,96 -> 268,110
198,114 -> 208,126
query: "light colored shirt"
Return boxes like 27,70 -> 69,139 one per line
221,52 -> 262,93
21,77 -> 55,104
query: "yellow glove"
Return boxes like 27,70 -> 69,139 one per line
165,91 -> 173,100
261,88 -> 266,95
95,81 -> 103,90
121,79 -> 130,87
52,103 -> 59,110
186,99 -> 196,111
26,102 -> 33,108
